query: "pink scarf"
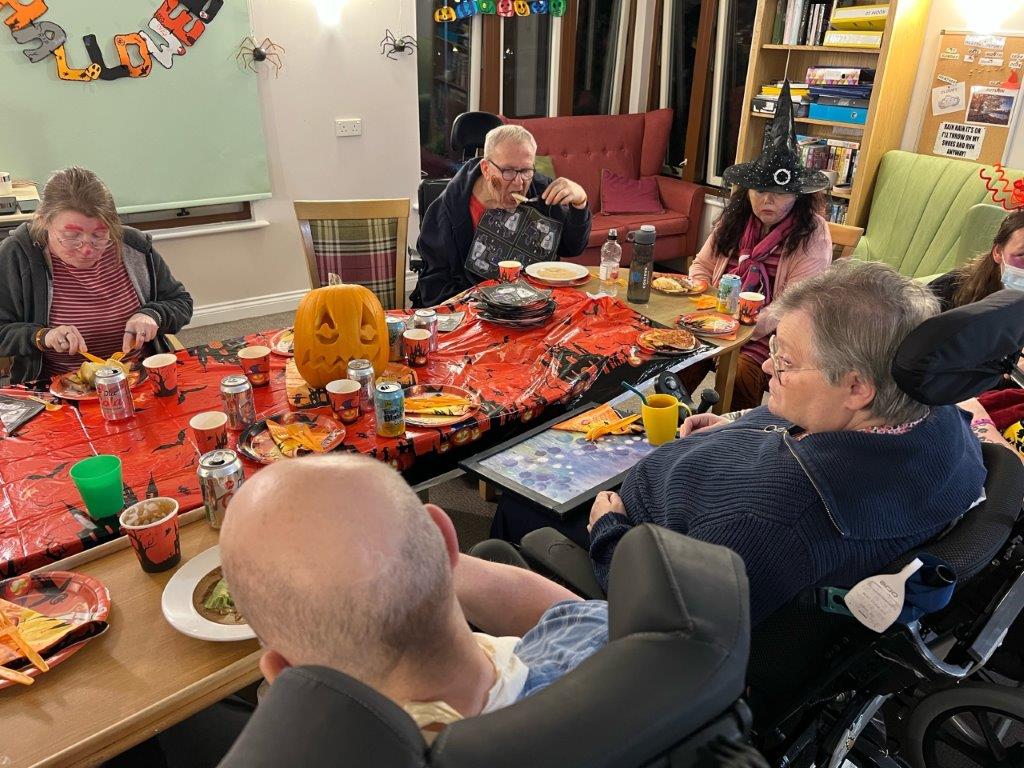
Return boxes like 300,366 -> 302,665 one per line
728,214 -> 796,304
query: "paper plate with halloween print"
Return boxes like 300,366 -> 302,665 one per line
236,411 -> 346,464
267,328 -> 294,357
403,384 -> 481,428
50,364 -> 148,401
676,312 -> 739,338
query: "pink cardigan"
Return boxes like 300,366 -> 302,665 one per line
688,213 -> 833,339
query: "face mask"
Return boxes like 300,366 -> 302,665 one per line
1001,263 -> 1024,292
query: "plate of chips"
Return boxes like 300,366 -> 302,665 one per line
651,273 -> 709,296
404,384 -> 480,427
237,411 -> 346,464
676,312 -> 740,338
636,328 -> 700,354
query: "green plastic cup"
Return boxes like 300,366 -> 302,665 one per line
70,455 -> 125,521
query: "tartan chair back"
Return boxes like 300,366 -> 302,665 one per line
294,199 -> 411,310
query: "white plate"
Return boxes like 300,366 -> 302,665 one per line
161,545 -> 256,642
525,261 -> 590,284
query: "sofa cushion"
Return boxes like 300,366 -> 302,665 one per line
588,211 -> 690,248
601,169 -> 665,214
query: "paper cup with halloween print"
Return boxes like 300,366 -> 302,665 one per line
326,379 -> 363,424
403,329 -> 431,368
738,292 -> 765,326
143,353 -> 179,397
190,411 -> 229,453
120,497 -> 181,573
239,345 -> 272,387
498,260 -> 523,282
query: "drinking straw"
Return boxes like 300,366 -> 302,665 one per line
621,382 -> 649,405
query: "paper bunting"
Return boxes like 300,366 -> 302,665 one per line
436,0 -> 565,21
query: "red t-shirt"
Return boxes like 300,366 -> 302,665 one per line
43,246 -> 142,376
469,194 -> 486,229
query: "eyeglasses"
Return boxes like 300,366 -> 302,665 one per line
53,232 -> 111,251
486,161 -> 535,182
768,334 -> 819,386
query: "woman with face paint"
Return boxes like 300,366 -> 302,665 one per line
928,210 -> 1024,310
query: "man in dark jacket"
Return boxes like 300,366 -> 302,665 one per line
411,124 -> 592,308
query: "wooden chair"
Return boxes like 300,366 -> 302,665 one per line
829,221 -> 863,259
294,199 -> 411,311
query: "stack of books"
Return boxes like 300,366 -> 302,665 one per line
827,200 -> 849,224
792,134 -> 861,185
751,81 -> 810,117
824,3 -> 888,48
806,66 -> 873,125
772,1 -> 888,48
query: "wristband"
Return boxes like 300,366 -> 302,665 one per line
33,326 -> 50,352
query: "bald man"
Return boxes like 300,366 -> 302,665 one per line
220,454 -> 609,737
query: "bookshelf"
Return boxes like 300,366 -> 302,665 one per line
736,0 -> 933,234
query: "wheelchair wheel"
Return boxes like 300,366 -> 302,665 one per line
903,682 -> 1024,768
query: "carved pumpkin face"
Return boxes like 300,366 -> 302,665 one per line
293,285 -> 389,388
549,0 -> 566,15
434,5 -> 457,22
497,0 -> 514,16
478,0 -> 496,12
531,0 -> 549,12
456,0 -> 478,17
513,0 -> 531,15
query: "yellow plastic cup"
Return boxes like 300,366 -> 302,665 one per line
642,394 -> 680,446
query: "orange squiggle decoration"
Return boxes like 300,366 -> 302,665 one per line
980,164 -> 1017,211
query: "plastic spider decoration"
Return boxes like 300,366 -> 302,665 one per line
236,36 -> 285,78
380,29 -> 418,60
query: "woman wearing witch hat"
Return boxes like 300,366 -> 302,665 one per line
683,81 -> 833,409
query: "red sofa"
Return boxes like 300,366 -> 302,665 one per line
505,110 -> 705,266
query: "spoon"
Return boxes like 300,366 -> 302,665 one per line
511,193 -> 539,204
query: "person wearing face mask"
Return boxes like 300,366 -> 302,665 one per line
928,210 -> 1024,309
682,82 -> 833,410
0,167 -> 193,385
411,124 -> 592,308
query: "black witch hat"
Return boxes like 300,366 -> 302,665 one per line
722,80 -> 831,195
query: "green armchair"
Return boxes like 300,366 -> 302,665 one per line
851,151 -> 1020,279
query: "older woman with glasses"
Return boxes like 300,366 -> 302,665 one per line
587,260 -> 986,625
412,124 -> 592,307
0,167 -> 193,384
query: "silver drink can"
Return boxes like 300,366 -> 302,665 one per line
412,309 -> 439,352
198,449 -> 245,529
220,375 -> 256,430
386,316 -> 407,362
347,359 -> 375,412
95,366 -> 135,421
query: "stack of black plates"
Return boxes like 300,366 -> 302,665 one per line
473,280 -> 557,328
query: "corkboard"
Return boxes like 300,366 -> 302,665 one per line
916,31 -> 1024,165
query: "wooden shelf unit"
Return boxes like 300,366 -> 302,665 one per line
737,0 -> 934,232
749,111 -> 866,130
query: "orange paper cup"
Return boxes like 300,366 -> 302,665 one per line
120,497 -> 181,573
239,345 -> 272,387
738,292 -> 765,326
326,379 -> 363,424
189,411 -> 229,454
143,353 -> 178,397
403,329 -> 431,368
498,260 -> 523,282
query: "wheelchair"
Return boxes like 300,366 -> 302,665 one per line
218,526 -> 766,767
489,289 -> 1024,768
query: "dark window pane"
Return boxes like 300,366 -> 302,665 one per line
417,13 -> 473,179
665,0 -> 704,165
710,0 -> 756,180
502,16 -> 551,118
573,0 -> 622,115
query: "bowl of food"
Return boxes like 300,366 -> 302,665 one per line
161,546 -> 255,642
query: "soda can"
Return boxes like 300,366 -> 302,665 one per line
198,449 -> 245,529
412,308 -> 439,352
386,316 -> 406,362
220,375 -> 256,431
374,382 -> 406,438
95,366 -> 135,422
717,274 -> 741,316
347,359 -> 375,413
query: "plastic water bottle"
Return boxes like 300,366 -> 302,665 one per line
598,229 -> 622,297
626,225 -> 657,304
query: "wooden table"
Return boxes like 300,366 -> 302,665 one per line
0,510 -> 262,768
576,270 -> 755,413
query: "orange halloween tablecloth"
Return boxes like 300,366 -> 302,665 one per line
0,288 -> 696,577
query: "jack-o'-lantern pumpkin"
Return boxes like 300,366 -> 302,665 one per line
549,0 -> 566,15
513,0 -> 531,15
434,4 -> 457,22
478,0 -> 496,12
497,0 -> 514,17
530,0 -> 549,13
293,285 -> 389,388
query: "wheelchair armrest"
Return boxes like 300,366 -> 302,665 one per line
408,246 -> 423,273
520,527 -> 606,600
968,565 -> 1024,666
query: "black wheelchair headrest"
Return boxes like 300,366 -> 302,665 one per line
217,527 -> 750,768
892,289 -> 1024,405
451,111 -> 503,153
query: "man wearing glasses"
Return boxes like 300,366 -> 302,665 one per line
412,124 -> 592,307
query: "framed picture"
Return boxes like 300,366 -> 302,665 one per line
460,402 -> 657,517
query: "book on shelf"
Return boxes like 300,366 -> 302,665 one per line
772,0 -> 788,44
809,83 -> 873,100
827,200 -> 849,225
805,67 -> 874,86
762,82 -> 810,96
778,0 -> 839,46
829,2 -> 888,31
822,30 -> 883,48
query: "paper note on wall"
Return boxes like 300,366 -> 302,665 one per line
934,122 -> 985,160
967,86 -> 1017,127
965,34 -> 1006,50
932,82 -> 966,116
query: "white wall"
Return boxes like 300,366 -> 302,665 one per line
163,0 -> 421,326
901,0 -> 1024,153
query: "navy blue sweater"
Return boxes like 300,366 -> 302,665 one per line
410,158 -> 592,308
589,406 -> 986,625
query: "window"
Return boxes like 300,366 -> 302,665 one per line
706,0 -> 757,184
502,15 -> 552,118
417,12 -> 474,178
662,0 -> 705,167
571,0 -> 623,115
121,202 -> 252,231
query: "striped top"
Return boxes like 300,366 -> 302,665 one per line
727,250 -> 781,366
43,246 -> 142,376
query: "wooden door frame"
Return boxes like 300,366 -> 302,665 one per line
480,15 -> 501,114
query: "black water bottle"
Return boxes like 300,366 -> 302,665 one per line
626,225 -> 656,303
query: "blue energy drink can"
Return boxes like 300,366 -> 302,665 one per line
374,382 -> 405,437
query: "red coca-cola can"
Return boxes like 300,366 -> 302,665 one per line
95,366 -> 135,422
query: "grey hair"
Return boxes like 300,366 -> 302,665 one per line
29,167 -> 123,255
483,124 -> 537,159
772,259 -> 939,424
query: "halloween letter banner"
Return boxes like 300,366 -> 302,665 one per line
435,0 -> 566,22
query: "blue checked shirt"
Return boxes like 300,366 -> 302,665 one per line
514,599 -> 609,699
